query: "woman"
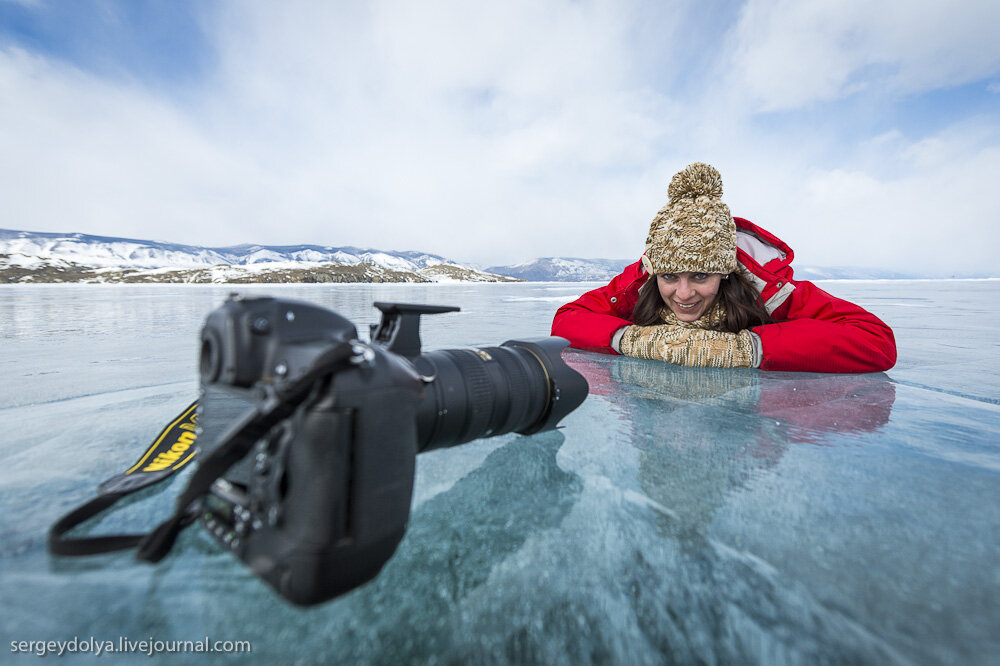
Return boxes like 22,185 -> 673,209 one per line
551,163 -> 896,373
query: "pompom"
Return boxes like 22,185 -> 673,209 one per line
667,162 -> 723,202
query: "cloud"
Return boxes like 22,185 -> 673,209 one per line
47,2 -> 667,257
709,119 -> 1000,276
727,0 -> 1000,111
0,2 -> 687,263
216,1 -> 701,262
0,46 -> 277,244
0,0 -> 998,274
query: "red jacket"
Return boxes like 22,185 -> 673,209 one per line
551,217 -> 897,373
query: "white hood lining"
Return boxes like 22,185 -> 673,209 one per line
737,230 -> 785,267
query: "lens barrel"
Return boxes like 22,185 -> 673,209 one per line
412,337 -> 587,452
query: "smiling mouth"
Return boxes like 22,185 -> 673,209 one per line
674,302 -> 700,311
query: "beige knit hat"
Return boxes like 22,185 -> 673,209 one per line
641,163 -> 738,275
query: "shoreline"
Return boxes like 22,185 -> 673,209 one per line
1,277 -> 998,287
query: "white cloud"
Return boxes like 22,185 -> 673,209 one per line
0,48 -> 269,239
800,150 -> 1000,275
0,1 -> 998,275
156,0 -> 688,261
727,0 -> 1000,110
1,2 -> 687,263
712,120 -> 1000,275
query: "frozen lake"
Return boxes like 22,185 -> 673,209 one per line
2,280 -> 999,664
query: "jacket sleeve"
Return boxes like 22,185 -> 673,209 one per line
551,263 -> 644,353
753,281 -> 897,373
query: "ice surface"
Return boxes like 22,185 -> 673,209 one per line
1,280 -> 998,664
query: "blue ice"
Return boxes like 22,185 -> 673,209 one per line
1,280 -> 998,664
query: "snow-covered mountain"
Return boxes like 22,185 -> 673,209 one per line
0,229 -> 518,284
1,229 -> 460,271
3,229 -> 989,285
486,257 -> 632,282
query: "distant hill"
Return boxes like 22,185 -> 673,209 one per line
2,229 -> 991,284
486,257 -> 632,282
0,229 -> 518,284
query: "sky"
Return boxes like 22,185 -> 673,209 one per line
1,0 -> 999,274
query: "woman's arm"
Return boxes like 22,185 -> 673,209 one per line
753,281 -> 897,373
551,262 -> 645,353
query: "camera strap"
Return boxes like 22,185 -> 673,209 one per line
48,341 -> 358,562
48,401 -> 200,556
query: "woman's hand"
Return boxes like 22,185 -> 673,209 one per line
617,324 -> 758,368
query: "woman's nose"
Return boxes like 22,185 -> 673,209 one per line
675,278 -> 694,299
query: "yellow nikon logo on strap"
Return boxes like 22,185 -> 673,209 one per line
143,431 -> 197,472
124,402 -> 199,476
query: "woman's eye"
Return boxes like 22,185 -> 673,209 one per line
693,273 -> 709,280
659,274 -> 676,281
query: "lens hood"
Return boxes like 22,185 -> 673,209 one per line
501,337 -> 588,435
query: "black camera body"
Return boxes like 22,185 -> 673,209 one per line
197,296 -> 587,605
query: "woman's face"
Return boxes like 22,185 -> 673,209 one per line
656,272 -> 724,322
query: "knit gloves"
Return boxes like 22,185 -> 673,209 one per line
616,324 -> 759,368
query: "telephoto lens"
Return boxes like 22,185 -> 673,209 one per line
366,301 -> 587,451
412,338 -> 587,451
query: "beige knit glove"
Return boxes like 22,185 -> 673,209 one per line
617,324 -> 758,368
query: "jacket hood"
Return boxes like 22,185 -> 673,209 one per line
734,217 -> 794,283
733,218 -> 797,315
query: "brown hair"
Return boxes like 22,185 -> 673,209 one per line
631,272 -> 773,332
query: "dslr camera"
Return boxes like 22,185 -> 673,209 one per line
196,295 -> 588,605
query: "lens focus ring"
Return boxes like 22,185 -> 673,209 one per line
448,350 -> 494,442
415,343 -> 551,451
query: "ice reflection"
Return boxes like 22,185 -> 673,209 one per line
565,354 -> 899,537
559,354 -> 910,664
317,431 -> 582,663
570,352 -> 896,446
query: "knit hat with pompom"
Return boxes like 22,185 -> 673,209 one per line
641,163 -> 737,275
